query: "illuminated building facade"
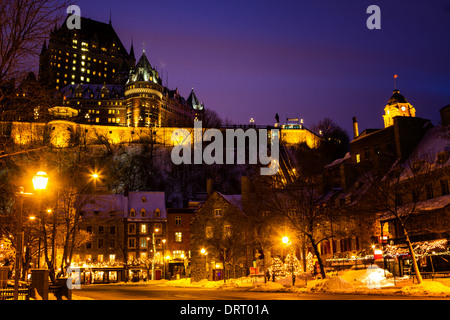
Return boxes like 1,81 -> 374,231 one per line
39,17 -> 135,90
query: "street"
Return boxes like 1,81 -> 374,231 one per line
73,283 -> 448,300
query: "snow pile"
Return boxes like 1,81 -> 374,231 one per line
401,281 -> 450,297
340,265 -> 395,288
163,278 -> 191,287
304,277 -> 355,293
250,281 -> 286,292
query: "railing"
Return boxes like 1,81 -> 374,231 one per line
0,288 -> 30,300
411,271 -> 450,283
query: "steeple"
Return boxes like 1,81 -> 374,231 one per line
187,88 -> 204,110
129,37 -> 135,60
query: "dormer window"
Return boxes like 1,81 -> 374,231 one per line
141,196 -> 147,203
130,209 -> 136,218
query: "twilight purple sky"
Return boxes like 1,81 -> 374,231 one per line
71,0 -> 450,135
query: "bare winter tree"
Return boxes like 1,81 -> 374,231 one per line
362,155 -> 449,284
0,0 -> 68,84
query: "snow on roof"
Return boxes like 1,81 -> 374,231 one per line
381,194 -> 450,220
325,152 -> 351,168
408,125 -> 450,163
217,192 -> 243,212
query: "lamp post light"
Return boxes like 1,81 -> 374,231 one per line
201,248 -> 208,280
151,228 -> 159,280
162,239 -> 166,279
14,171 -> 48,300
282,236 -> 295,287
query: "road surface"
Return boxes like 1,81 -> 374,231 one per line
73,283 -> 446,300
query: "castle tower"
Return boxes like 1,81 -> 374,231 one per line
382,89 -> 416,128
186,88 -> 204,122
124,51 -> 163,127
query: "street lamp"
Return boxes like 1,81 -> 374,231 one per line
162,239 -> 166,279
151,228 -> 159,280
201,248 -> 208,280
14,171 -> 48,300
32,171 -> 49,191
282,236 -> 295,286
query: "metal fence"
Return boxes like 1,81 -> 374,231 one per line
0,288 -> 30,300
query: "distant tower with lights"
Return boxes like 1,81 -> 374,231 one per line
124,50 -> 163,127
382,89 -> 416,128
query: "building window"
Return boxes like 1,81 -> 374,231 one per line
224,225 -> 232,238
441,180 -> 449,196
98,239 -> 104,249
128,238 -> 136,249
109,239 -> 115,249
175,232 -> 182,242
140,237 -> 148,249
140,208 -> 146,217
128,223 -> 136,234
98,226 -> 104,234
214,209 -> 222,217
130,209 -> 136,217
141,196 -> 147,203
87,226 -> 92,233
364,147 -> 370,160
206,227 -> 213,239
110,226 -> 116,234
155,208 -> 161,218
175,216 -> 182,226
140,224 -> 147,234
109,254 -> 116,262
173,250 -> 185,259
86,242 -> 92,249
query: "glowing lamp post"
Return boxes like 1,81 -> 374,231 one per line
201,248 -> 208,279
32,171 -> 49,191
14,171 -> 48,300
282,236 -> 295,286
151,228 -> 159,280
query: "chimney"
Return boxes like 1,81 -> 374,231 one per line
206,179 -> 214,196
352,117 -> 359,139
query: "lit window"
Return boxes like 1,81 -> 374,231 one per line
175,232 -> 182,242
140,224 -> 147,234
140,237 -> 147,249
356,154 -> 361,163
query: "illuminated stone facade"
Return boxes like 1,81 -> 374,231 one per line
382,89 -> 416,128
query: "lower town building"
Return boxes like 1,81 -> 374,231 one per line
71,191 -> 167,282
